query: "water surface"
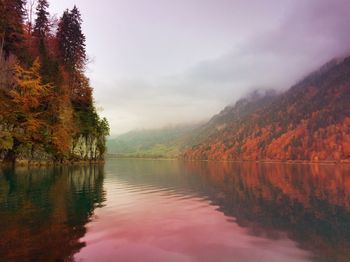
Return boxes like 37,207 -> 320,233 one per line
1,160 -> 350,261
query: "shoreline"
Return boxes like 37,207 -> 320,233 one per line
106,156 -> 350,165
2,157 -> 349,167
0,159 -> 105,168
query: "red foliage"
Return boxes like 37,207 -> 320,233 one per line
184,58 -> 350,162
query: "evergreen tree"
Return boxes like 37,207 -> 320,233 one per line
70,6 -> 86,70
33,0 -> 50,38
57,6 -> 86,71
33,0 -> 58,86
56,9 -> 70,65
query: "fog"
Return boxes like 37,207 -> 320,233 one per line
50,0 -> 350,135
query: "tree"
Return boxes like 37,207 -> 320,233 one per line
51,90 -> 75,159
9,58 -> 50,144
0,2 -> 110,163
96,117 -> 110,157
25,0 -> 37,35
0,0 -> 26,58
71,71 -> 92,109
56,6 -> 86,71
33,0 -> 59,86
33,0 -> 50,38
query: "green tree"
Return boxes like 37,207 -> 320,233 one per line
96,117 -> 110,157
57,6 -> 86,71
33,0 -> 50,38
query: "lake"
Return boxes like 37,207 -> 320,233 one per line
1,159 -> 350,261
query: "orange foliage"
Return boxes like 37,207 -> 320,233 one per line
184,58 -> 350,162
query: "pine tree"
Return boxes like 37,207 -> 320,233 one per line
57,6 -> 86,71
33,0 -> 50,38
56,10 -> 70,65
70,5 -> 86,69
32,0 -> 58,86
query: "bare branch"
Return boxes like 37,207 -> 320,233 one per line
25,0 -> 37,34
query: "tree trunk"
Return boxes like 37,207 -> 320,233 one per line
0,34 -> 4,60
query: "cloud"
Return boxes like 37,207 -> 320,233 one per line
185,0 -> 350,98
90,0 -> 350,135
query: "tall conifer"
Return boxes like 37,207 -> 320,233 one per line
33,0 -> 49,38
57,6 -> 86,71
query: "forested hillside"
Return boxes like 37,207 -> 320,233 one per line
184,57 -> 350,162
0,0 -> 109,164
185,89 -> 278,147
107,125 -> 198,158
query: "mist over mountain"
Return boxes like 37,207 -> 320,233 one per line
184,56 -> 350,162
109,56 -> 350,162
52,0 -> 350,135
107,124 -> 200,158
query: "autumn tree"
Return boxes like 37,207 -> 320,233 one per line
71,71 -> 92,109
10,58 -> 49,135
0,0 -> 26,58
51,87 -> 75,159
4,58 -> 50,160
0,1 -> 109,163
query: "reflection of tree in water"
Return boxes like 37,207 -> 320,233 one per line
110,160 -> 350,262
0,164 -> 106,261
183,162 -> 350,262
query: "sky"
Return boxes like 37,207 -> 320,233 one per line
49,0 -> 350,135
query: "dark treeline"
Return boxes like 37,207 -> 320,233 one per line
0,0 -> 109,164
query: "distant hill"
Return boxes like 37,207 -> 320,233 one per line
184,89 -> 279,147
107,124 -> 199,158
183,57 -> 350,162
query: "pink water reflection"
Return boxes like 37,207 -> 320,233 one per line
75,180 -> 311,262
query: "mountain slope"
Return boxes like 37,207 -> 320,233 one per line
184,89 -> 278,148
184,57 -> 350,162
107,124 -> 198,158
